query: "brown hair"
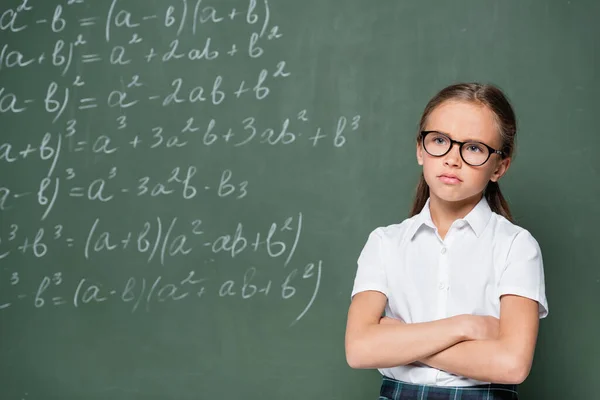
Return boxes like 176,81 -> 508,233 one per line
409,82 -> 516,222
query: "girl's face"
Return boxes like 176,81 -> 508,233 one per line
416,100 -> 511,205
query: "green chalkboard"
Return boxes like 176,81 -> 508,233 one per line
1,0 -> 598,399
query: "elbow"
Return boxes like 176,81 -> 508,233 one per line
508,363 -> 531,385
346,351 -> 364,369
345,339 -> 365,369
345,335 -> 372,369
501,354 -> 532,385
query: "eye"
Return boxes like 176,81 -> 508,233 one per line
432,135 -> 448,145
465,143 -> 485,153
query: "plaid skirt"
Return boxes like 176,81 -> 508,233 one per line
379,376 -> 519,400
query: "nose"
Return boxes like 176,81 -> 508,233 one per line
443,142 -> 461,167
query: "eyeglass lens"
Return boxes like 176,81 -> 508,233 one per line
423,132 -> 489,166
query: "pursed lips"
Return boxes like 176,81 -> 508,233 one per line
438,173 -> 462,183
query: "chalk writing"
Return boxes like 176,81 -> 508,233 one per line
1,0 -> 359,333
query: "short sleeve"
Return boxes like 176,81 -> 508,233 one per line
498,230 -> 549,319
350,228 -> 389,299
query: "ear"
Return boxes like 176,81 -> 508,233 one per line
490,156 -> 511,182
416,142 -> 424,166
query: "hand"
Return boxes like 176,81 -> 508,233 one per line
379,316 -> 405,325
458,315 -> 500,341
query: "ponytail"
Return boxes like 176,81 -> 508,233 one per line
409,173 -> 429,217
484,181 -> 513,222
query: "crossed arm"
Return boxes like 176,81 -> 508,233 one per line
344,291 -> 540,384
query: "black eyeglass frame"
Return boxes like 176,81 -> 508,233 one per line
420,130 -> 505,166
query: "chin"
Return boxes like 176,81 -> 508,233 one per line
430,187 -> 481,204
426,180 -> 473,201
433,193 -> 468,203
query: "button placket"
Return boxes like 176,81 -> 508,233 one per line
439,242 -> 449,291
436,232 -> 456,319
436,242 -> 449,319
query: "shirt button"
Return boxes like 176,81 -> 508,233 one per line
438,282 -> 446,290
440,247 -> 447,254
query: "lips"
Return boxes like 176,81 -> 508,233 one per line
438,174 -> 462,184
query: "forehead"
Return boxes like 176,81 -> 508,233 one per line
425,100 -> 500,145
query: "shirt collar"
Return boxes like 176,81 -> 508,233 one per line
408,196 -> 492,240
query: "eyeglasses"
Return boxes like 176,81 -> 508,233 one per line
420,130 -> 504,166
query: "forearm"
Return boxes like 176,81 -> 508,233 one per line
420,339 -> 522,384
347,316 -> 466,369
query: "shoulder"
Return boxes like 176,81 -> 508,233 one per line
365,215 -> 420,244
489,212 -> 542,255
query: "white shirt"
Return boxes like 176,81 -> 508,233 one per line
351,196 -> 548,386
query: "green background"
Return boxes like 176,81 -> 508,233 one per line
1,0 -> 598,399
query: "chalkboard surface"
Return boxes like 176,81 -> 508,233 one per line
1,1 -> 598,399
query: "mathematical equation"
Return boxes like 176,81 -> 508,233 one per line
1,165 -> 250,220
1,65 -> 292,117
1,112 -> 361,165
0,260 -> 322,325
1,0 -> 288,119
1,0 -> 348,329
0,213 -> 303,264
1,0 -> 279,68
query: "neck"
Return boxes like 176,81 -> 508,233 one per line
429,193 -> 482,237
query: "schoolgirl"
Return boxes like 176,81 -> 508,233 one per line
345,83 -> 548,400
